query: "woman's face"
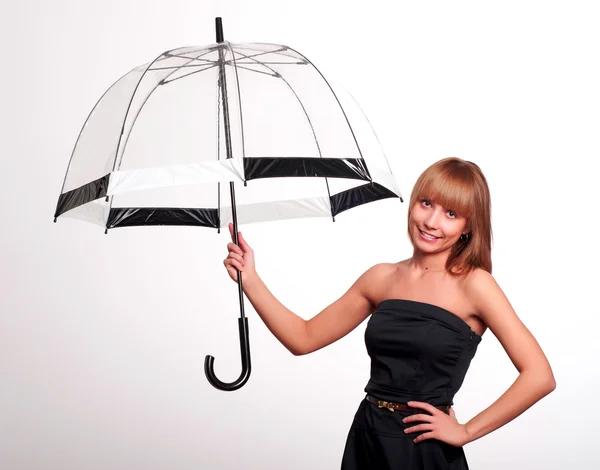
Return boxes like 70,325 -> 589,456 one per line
409,198 -> 468,253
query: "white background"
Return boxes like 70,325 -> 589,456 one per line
2,1 -> 598,469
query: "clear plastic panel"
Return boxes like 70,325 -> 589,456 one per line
61,44 -> 224,193
109,180 -> 219,212
219,196 -> 332,228
329,80 -> 402,198
232,54 -> 320,158
60,200 -> 109,227
231,43 -> 361,160
116,45 -> 241,173
61,63 -> 149,193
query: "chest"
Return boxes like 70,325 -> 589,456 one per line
372,270 -> 486,336
378,272 -> 466,313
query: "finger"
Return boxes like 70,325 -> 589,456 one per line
413,431 -> 436,444
238,231 -> 251,252
408,401 -> 439,415
228,222 -> 234,240
227,242 -> 244,256
224,259 -> 244,271
227,252 -> 245,264
404,424 -> 433,434
403,414 -> 434,423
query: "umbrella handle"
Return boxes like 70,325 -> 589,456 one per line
204,317 -> 252,391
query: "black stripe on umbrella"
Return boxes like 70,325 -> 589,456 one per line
331,182 -> 401,217
107,207 -> 219,229
54,174 -> 110,219
243,157 -> 370,181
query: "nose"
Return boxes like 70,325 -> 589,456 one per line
423,208 -> 441,230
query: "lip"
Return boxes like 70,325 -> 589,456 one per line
418,228 -> 441,242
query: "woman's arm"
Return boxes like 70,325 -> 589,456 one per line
242,270 -> 377,355
224,224 -> 379,356
461,269 -> 556,444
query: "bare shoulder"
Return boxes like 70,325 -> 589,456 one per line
461,267 -> 497,295
460,268 -> 503,318
354,262 -> 403,306
460,268 -> 527,342
360,262 -> 399,280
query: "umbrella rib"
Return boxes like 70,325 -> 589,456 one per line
228,50 -> 282,76
162,48 -> 217,64
233,64 -> 277,77
233,61 -> 306,65
230,47 -> 303,64
341,88 -> 396,176
150,63 -> 218,71
161,63 -> 220,84
155,61 -> 303,70
232,44 -> 301,60
231,48 -> 284,60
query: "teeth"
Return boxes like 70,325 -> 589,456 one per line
420,229 -> 437,239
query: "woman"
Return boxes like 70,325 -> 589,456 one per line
223,157 -> 556,469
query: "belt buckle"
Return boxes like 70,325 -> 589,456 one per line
377,400 -> 395,412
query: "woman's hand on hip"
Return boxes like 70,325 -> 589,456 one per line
402,401 -> 470,447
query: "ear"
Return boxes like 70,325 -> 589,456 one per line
463,219 -> 471,233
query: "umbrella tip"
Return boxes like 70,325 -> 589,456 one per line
215,17 -> 224,43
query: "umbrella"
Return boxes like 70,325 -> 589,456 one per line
53,17 -> 404,391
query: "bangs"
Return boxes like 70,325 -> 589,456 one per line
412,163 -> 476,219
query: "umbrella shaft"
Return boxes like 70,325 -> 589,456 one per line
228,180 -> 246,319
215,22 -> 245,319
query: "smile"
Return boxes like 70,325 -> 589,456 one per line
418,228 -> 440,241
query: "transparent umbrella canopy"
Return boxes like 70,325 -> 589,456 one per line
54,17 -> 403,391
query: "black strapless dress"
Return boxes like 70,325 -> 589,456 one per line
341,299 -> 482,470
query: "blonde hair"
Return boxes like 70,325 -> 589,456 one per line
408,157 -> 493,275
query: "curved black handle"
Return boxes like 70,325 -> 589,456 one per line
204,317 -> 252,391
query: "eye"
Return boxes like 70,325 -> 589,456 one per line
447,210 -> 457,219
420,199 -> 431,207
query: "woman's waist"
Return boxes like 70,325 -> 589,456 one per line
364,382 -> 454,407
